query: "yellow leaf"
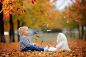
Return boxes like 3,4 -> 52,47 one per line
66,19 -> 69,23
58,54 -> 63,57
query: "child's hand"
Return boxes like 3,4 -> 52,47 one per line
34,43 -> 36,46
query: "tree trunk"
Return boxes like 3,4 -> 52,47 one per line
81,26 -> 84,39
78,27 -> 80,39
0,1 -> 5,42
22,22 -> 25,26
9,14 -> 15,42
17,19 -> 20,41
73,29 -> 75,39
70,30 -> 72,38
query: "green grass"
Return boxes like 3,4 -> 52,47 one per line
3,32 -> 83,42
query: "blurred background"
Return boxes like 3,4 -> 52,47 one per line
0,0 -> 86,42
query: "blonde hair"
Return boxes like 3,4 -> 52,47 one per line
18,26 -> 28,38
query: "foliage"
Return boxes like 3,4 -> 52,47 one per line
0,40 -> 86,57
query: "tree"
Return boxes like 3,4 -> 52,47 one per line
68,0 -> 86,39
9,14 -> 15,42
0,0 -> 5,42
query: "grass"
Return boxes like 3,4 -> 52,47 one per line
3,32 -> 83,42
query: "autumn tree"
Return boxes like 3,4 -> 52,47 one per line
0,0 -> 5,42
68,0 -> 86,39
17,0 -> 56,30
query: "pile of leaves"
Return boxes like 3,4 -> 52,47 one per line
0,40 -> 86,57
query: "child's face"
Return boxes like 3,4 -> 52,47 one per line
23,27 -> 30,36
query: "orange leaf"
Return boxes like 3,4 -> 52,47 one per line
58,54 -> 63,57
42,30 -> 45,33
34,37 -> 37,40
51,36 -> 54,38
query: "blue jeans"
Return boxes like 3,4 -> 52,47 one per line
21,46 -> 44,52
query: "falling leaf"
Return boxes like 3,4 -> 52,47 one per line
50,28 -> 52,30
31,0 -> 34,4
34,37 -> 37,40
17,7 -> 20,11
17,12 -> 20,16
20,3 -> 23,6
40,10 -> 45,15
47,24 -> 49,27
42,30 -> 45,33
24,10 -> 26,12
51,36 -> 54,38
36,35 -> 40,38
34,0 -> 36,2
41,40 -> 43,44
66,20 -> 69,23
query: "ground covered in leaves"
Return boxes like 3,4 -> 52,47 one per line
0,40 -> 86,57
